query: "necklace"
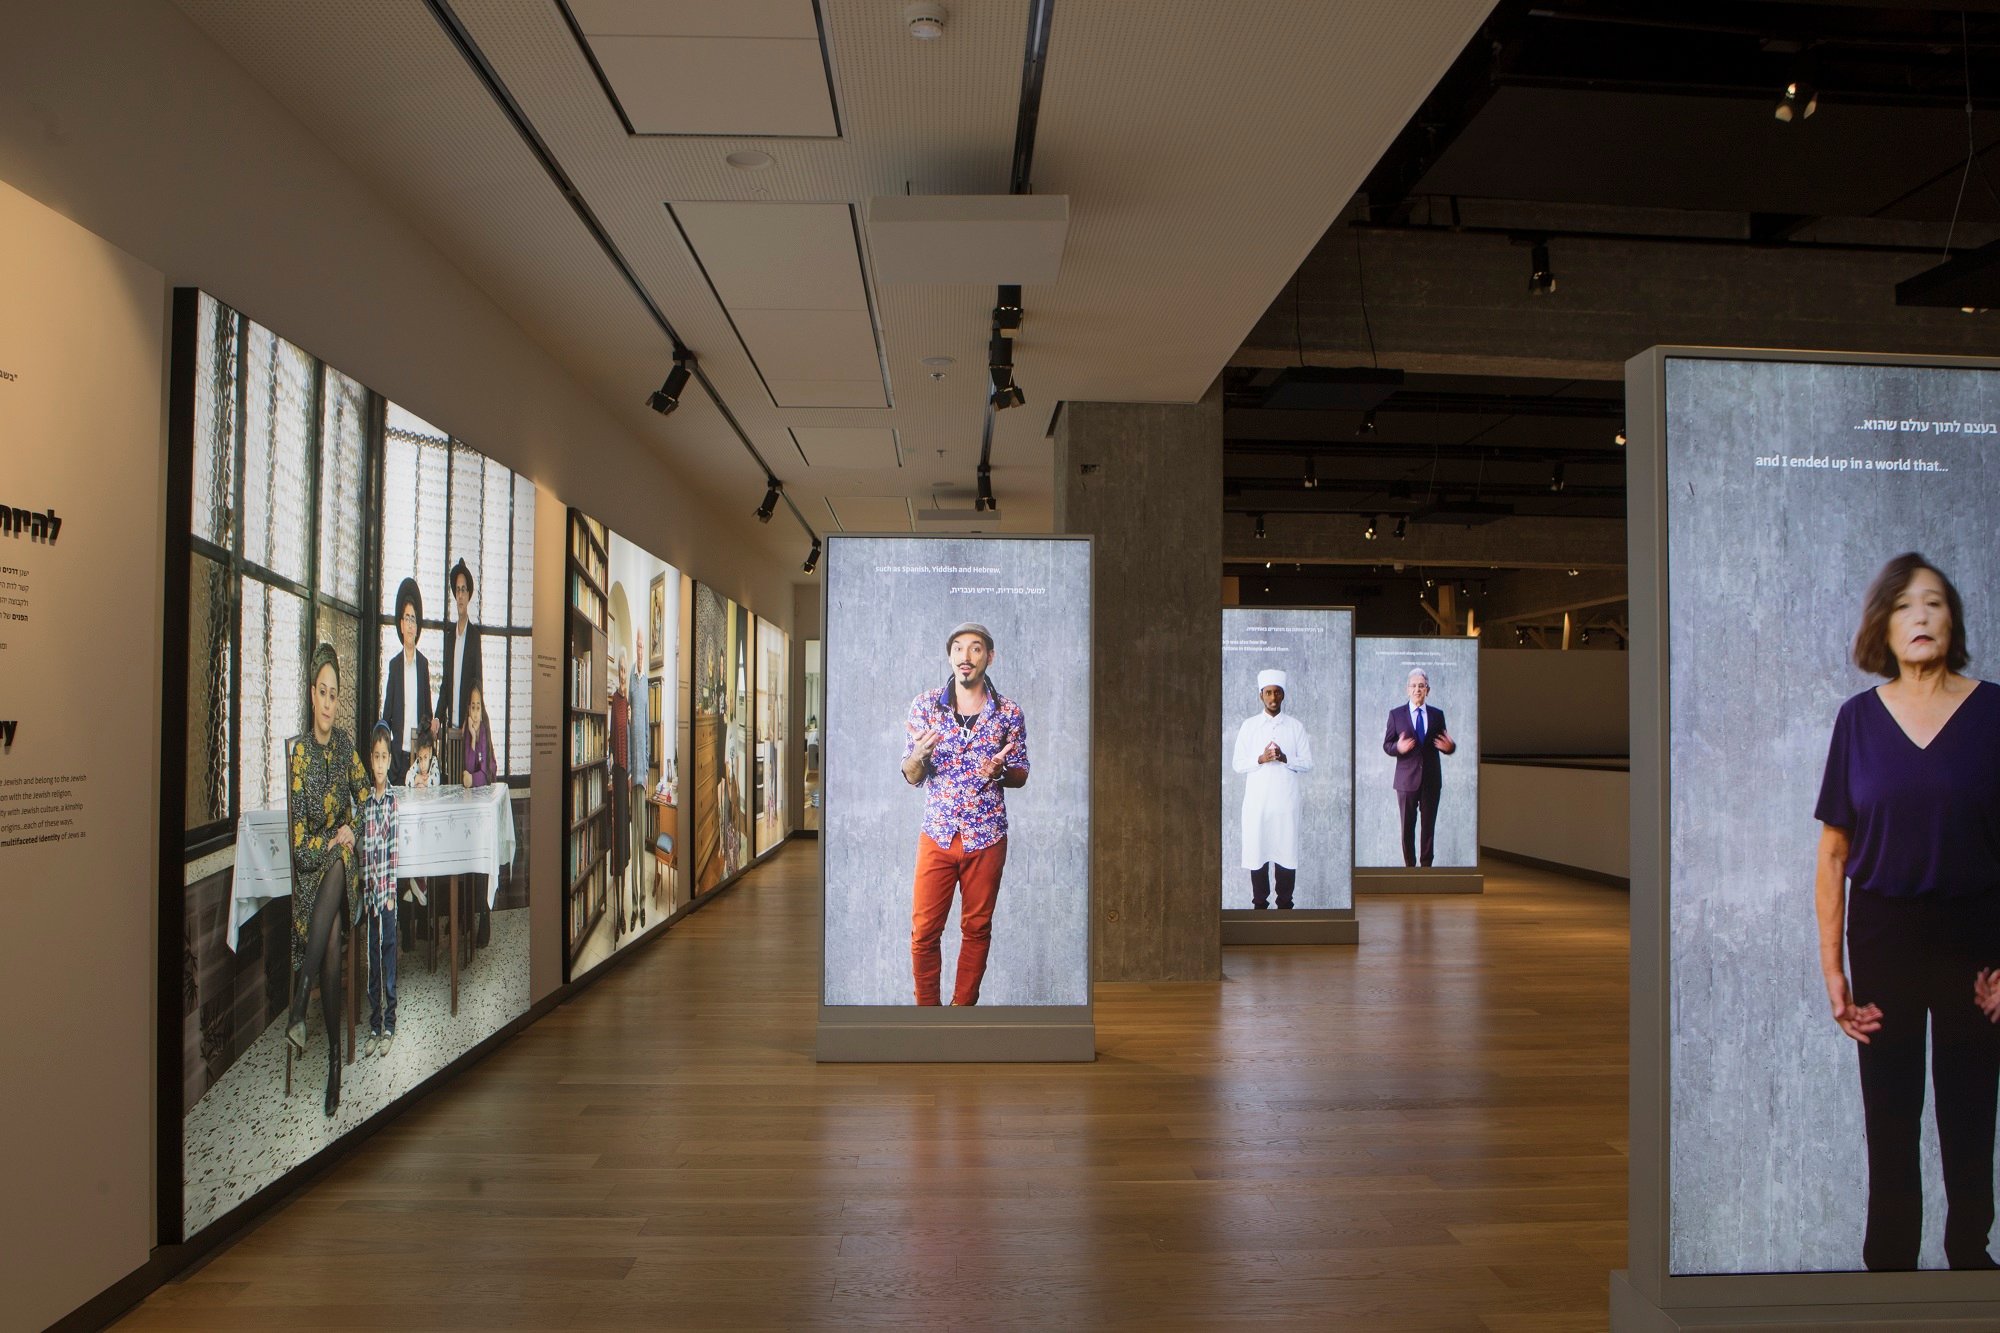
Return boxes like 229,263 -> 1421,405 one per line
954,708 -> 980,743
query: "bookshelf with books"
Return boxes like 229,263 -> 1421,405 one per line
564,509 -> 612,974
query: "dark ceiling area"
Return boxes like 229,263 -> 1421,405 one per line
1224,0 -> 2000,626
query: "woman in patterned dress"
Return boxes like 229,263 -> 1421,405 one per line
287,641 -> 369,1116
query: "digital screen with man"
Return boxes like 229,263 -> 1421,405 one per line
1353,639 -> 1480,870
1219,608 -> 1353,912
822,537 -> 1090,1008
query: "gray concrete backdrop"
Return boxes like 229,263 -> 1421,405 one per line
1220,608 -> 1354,910
1352,637 -> 1481,868
822,536 -> 1091,1007
1665,357 -> 2000,1275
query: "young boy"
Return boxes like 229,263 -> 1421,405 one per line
360,723 -> 400,1056
407,730 -> 441,790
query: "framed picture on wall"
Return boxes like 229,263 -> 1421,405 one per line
648,572 -> 666,672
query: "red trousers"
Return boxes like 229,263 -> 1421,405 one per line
910,831 -> 1007,1006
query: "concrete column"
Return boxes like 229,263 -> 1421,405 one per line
1055,385 -> 1224,983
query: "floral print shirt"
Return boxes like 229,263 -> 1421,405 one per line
289,727 -> 369,885
902,677 -> 1030,852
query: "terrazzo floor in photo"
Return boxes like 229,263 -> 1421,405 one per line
180,907 -> 530,1236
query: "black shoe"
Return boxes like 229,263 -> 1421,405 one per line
1949,1250 -> 2000,1270
324,1042 -> 342,1117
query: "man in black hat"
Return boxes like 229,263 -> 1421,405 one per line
899,622 -> 1030,1005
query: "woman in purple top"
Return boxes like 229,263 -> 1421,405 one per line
1815,553 -> 2000,1271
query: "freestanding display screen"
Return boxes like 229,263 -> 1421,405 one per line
1220,607 -> 1354,912
1657,355 -> 2000,1277
821,536 -> 1091,1010
692,583 -> 753,896
169,292 -> 535,1238
1353,636 -> 1480,870
563,511 -> 683,981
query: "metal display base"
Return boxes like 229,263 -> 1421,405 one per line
1610,1271 -> 2000,1330
1355,868 -> 1484,893
1222,910 -> 1358,944
815,1007 -> 1096,1062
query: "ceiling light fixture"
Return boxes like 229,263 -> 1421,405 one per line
647,349 -> 694,416
1615,429 -> 1628,447
802,539 -> 822,574
1302,457 -> 1319,490
993,284 -> 1022,338
921,354 -> 955,381
1363,514 -> 1378,541
988,333 -> 1025,410
905,3 -> 946,40
1529,239 -> 1556,296
1774,76 -> 1818,123
1253,513 -> 1267,540
976,466 -> 996,512
1549,461 -> 1567,493
1393,515 -> 1407,540
724,149 -> 774,170
1356,410 -> 1377,437
755,479 -> 780,523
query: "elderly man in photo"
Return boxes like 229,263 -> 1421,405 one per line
1383,667 -> 1456,867
1232,668 -> 1314,909
900,623 -> 1030,1006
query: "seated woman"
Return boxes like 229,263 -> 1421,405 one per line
287,641 -> 369,1117
461,683 -> 498,949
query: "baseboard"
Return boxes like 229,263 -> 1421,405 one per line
1481,846 -> 1629,889
1222,911 -> 1359,945
1355,868 -> 1484,893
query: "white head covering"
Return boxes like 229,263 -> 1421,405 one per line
1257,669 -> 1287,691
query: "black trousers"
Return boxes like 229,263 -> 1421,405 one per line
1848,887 -> 2000,1270
1397,786 -> 1440,867
1250,864 -> 1296,910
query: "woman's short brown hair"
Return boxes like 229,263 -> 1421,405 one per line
1853,553 -> 1970,678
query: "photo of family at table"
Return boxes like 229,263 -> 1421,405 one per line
175,301 -> 536,1240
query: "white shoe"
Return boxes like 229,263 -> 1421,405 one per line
380,1032 -> 395,1057
362,1032 -> 378,1057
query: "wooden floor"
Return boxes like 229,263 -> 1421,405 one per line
120,846 -> 1628,1332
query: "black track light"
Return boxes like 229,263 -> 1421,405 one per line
976,467 -> 996,512
755,480 -> 780,523
1302,457 -> 1319,490
1529,240 -> 1556,296
988,332 -> 1024,409
993,284 -> 1022,338
1774,76 -> 1818,123
802,539 -> 822,574
1357,410 -> 1377,437
1458,580 -> 1470,598
648,351 -> 694,415
1363,514 -> 1378,541
1393,515 -> 1407,540
1253,513 -> 1267,541
1614,428 -> 1628,447
991,381 -> 1026,410
1549,461 -> 1566,493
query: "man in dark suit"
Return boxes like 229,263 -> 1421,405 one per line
437,558 -> 482,732
1382,667 -> 1456,867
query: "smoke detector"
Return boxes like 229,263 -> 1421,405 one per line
905,4 -> 946,39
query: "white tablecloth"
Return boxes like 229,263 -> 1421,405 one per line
229,785 -> 516,952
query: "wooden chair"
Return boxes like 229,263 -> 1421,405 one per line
441,726 -> 466,786
283,736 -> 359,1095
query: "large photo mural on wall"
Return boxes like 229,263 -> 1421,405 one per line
172,291 -> 534,1237
692,582 -> 753,896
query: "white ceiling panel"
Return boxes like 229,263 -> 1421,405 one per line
568,0 -> 820,40
790,427 -> 899,469
768,379 -> 890,409
587,35 -> 836,136
827,496 -> 913,531
733,307 -> 879,380
672,202 -> 864,310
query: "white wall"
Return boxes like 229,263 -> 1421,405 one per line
1480,762 -> 1630,881
0,181 -> 166,1333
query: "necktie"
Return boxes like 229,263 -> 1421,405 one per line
1414,707 -> 1425,740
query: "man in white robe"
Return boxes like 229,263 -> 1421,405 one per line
1232,668 -> 1314,909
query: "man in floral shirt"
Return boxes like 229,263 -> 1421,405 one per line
900,622 -> 1030,1006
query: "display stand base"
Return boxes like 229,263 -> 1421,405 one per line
815,1011 -> 1095,1063
1610,1271 -> 2000,1330
1355,868 -> 1484,893
1222,910 -> 1357,945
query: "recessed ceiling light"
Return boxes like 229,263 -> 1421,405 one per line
725,149 -> 774,170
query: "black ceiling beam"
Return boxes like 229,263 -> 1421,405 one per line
1355,217 -> 1961,256
1357,12 -> 1519,222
